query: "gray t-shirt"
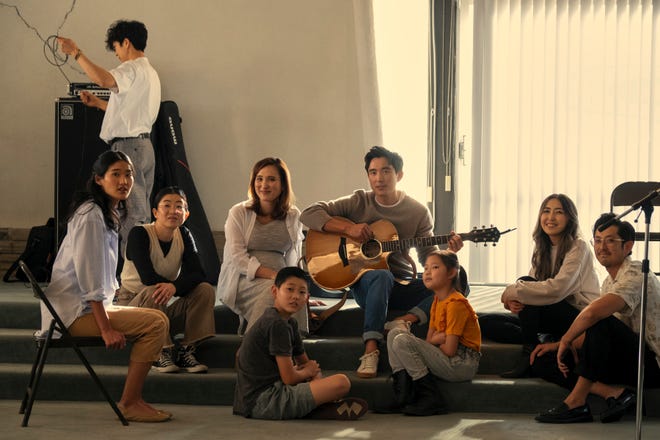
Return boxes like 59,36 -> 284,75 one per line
233,307 -> 305,416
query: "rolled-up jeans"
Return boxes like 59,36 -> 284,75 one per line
350,270 -> 394,342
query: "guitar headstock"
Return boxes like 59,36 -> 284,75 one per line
461,226 -> 516,246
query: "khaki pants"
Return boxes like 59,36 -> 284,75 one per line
68,306 -> 169,363
116,282 -> 216,347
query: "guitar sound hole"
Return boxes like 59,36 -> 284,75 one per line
361,240 -> 382,259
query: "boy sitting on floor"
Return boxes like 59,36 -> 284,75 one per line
233,266 -> 368,420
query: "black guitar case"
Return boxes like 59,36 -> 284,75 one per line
151,101 -> 220,284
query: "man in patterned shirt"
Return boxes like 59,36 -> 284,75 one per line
536,213 -> 660,424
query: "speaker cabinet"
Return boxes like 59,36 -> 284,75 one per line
54,98 -> 108,247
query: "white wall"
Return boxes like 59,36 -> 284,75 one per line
0,0 -> 381,229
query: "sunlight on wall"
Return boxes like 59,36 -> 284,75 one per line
372,0 -> 430,205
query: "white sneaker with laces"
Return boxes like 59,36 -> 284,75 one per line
357,349 -> 379,378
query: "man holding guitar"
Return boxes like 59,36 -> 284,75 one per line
301,146 -> 463,378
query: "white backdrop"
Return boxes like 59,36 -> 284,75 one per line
0,0 -> 381,230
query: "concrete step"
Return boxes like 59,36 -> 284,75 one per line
0,296 -> 412,337
0,362 -> 563,413
6,282 -> 656,419
0,329 -> 521,375
4,362 -> 658,417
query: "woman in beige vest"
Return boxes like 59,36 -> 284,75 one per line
118,187 -> 216,373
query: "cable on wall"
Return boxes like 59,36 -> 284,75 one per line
1,0 -> 81,84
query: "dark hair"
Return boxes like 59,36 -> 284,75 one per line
274,267 -> 309,288
152,186 -> 187,209
425,250 -> 465,294
247,157 -> 294,220
593,213 -> 635,256
363,146 -> 404,173
105,20 -> 148,51
69,150 -> 134,231
531,194 -> 579,280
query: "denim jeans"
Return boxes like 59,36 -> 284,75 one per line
351,269 -> 394,342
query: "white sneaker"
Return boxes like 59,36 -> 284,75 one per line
357,350 -> 379,378
384,320 -> 412,332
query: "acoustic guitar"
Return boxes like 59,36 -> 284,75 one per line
305,217 -> 507,290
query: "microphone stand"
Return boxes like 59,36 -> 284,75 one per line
611,189 -> 659,440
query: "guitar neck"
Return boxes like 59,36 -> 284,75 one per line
382,234 -> 453,252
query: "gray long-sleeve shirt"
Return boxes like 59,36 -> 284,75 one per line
300,189 -> 437,279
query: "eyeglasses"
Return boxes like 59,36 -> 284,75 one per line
157,203 -> 186,213
590,237 -> 626,247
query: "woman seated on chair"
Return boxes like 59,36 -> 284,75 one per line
39,151 -> 172,423
117,186 -> 215,374
216,157 -> 308,335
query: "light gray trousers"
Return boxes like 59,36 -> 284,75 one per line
387,327 -> 480,381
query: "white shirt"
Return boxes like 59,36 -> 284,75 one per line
39,201 -> 119,336
100,57 -> 161,142
501,238 -> 601,310
604,257 -> 660,366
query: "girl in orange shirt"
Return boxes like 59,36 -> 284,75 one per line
386,250 -> 481,416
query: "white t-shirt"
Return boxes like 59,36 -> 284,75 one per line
100,57 -> 161,142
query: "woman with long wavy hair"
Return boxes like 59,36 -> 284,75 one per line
500,194 -> 600,383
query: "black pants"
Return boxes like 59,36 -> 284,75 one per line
518,299 -> 580,345
577,315 -> 660,388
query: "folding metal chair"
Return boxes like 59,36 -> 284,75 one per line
18,260 -> 128,427
609,181 -> 660,275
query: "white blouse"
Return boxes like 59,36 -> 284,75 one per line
39,201 -> 119,336
216,201 -> 303,311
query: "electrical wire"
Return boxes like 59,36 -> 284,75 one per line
1,0 -> 80,84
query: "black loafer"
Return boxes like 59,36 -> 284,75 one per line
535,402 -> 593,424
600,389 -> 636,423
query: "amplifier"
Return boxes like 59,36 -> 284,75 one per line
54,98 -> 108,248
67,82 -> 111,99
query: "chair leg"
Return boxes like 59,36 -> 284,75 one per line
69,341 -> 129,426
19,339 -> 45,415
21,336 -> 51,427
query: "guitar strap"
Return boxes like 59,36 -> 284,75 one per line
307,290 -> 349,334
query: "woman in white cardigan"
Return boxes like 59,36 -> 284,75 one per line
217,158 -> 307,334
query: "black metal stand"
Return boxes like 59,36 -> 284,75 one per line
634,202 -> 653,439
606,189 -> 659,439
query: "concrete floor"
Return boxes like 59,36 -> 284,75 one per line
4,400 -> 660,440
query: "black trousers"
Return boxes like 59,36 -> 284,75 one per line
518,299 -> 580,345
577,315 -> 660,388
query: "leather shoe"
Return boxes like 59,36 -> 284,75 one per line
600,389 -> 636,423
535,402 -> 593,423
